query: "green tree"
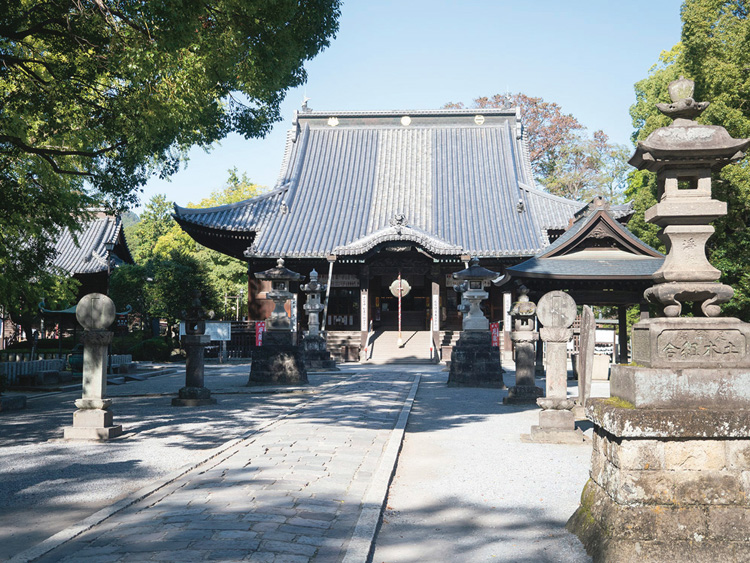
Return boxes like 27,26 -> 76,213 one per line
7,270 -> 80,341
1,0 -> 340,313
128,194 -> 177,262
445,93 -> 629,201
627,1 -> 750,318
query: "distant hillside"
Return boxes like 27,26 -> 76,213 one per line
122,210 -> 140,228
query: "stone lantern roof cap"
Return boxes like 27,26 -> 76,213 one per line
629,76 -> 750,173
452,257 -> 499,281
254,257 -> 303,281
630,122 -> 750,172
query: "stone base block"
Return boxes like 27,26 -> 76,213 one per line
568,479 -> 750,562
172,386 -> 216,407
448,331 -> 504,388
539,408 -> 576,429
611,364 -> 750,409
250,336 -> 308,386
524,425 -> 586,444
503,384 -> 543,404
64,425 -> 123,440
632,316 -> 750,369
64,409 -> 122,440
303,339 -> 338,371
172,397 -> 217,407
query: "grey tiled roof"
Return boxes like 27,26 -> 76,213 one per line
507,205 -> 664,279
51,214 -> 132,275
508,257 -> 663,279
175,109 -> 584,259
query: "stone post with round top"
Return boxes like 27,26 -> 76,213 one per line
447,258 -> 504,387
64,293 -> 123,440
526,290 -> 584,443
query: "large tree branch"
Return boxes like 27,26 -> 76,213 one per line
0,18 -> 67,41
0,134 -> 123,158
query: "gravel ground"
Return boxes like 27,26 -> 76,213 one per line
0,363 -> 350,560
372,366 -> 611,563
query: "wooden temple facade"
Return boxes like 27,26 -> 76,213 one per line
174,107 -> 654,360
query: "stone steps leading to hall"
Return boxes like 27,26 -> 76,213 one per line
365,330 -> 434,364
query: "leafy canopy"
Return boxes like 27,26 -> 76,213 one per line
626,0 -> 750,318
1,0 -> 340,314
113,169 -> 263,321
446,93 -> 630,202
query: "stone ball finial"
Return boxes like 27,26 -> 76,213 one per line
310,268 -> 318,281
76,293 -> 116,330
277,257 -> 285,268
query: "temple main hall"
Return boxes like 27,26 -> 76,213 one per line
174,107 -> 644,361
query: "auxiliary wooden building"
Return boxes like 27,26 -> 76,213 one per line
174,107 -> 585,361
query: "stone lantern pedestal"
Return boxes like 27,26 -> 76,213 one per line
173,291 -> 217,406
248,258 -> 308,385
568,77 -> 750,561
301,269 -> 337,371
448,258 -> 504,387
504,287 -> 543,404
64,294 -> 122,440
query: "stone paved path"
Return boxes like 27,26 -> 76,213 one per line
28,369 -> 418,563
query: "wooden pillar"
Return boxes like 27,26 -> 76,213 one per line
431,279 -> 440,362
617,305 -> 628,364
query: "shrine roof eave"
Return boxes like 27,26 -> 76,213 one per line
506,257 -> 664,281
174,217 -> 256,260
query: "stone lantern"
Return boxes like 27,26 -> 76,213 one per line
568,77 -> 750,560
504,286 -> 543,404
248,258 -> 308,385
448,257 -> 504,387
452,257 -> 495,331
172,291 -> 216,407
301,269 -> 337,371
255,258 -> 302,331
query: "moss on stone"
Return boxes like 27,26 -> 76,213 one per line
603,396 -> 635,409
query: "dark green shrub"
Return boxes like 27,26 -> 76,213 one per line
127,337 -> 172,362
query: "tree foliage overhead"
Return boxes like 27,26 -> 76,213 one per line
1,0 -> 340,313
114,169 -> 263,321
627,0 -> 750,319
445,93 -> 630,202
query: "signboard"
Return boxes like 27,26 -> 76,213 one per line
256,321 -> 265,346
179,321 -> 232,341
446,275 -> 490,288
431,294 -> 440,331
115,312 -> 128,333
503,293 -> 512,332
490,322 -> 500,347
360,290 -> 368,331
319,274 -> 360,287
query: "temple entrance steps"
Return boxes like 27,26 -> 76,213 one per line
325,331 -> 361,363
365,330 -> 434,364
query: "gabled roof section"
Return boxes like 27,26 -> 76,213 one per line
333,216 -> 463,257
176,108 -> 584,259
506,199 -> 663,280
52,213 -> 133,275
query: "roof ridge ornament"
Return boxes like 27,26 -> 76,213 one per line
390,213 -> 407,234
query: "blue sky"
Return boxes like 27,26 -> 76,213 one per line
137,0 -> 684,213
